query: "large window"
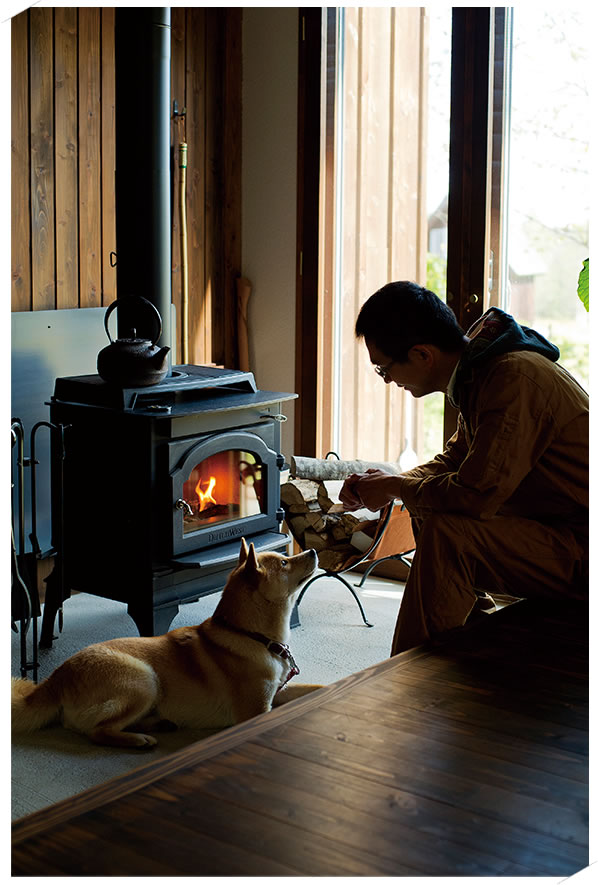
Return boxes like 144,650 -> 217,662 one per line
317,7 -> 451,464
501,8 -> 589,389
312,7 -> 590,464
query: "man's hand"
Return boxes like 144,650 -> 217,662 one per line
339,469 -> 404,512
338,473 -> 364,511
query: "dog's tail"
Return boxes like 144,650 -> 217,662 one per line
11,676 -> 61,733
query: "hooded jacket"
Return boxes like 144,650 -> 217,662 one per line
400,309 -> 589,540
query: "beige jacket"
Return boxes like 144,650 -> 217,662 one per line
400,351 -> 589,541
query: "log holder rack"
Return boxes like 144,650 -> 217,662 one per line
292,452 -> 415,628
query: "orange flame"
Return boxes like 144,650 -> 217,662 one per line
195,476 -> 217,512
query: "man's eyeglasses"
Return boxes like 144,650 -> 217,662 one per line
374,360 -> 395,382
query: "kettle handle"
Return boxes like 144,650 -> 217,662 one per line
104,296 -> 163,345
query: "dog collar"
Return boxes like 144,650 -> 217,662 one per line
212,615 -> 300,690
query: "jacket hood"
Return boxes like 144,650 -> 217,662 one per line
451,308 -> 560,405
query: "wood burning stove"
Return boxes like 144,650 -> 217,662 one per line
40,365 -> 296,645
36,11 -> 291,648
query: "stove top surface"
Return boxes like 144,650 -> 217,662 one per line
50,365 -> 296,416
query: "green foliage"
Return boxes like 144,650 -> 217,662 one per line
420,391 -> 445,462
577,258 -> 589,311
426,253 -> 447,301
550,333 -> 589,390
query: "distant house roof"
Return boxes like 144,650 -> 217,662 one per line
507,242 -> 547,278
427,194 -> 548,278
428,194 -> 448,230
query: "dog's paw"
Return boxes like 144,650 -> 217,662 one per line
133,733 -> 158,748
272,683 -> 324,707
90,728 -> 158,748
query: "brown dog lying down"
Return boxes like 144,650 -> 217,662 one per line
12,539 -> 322,748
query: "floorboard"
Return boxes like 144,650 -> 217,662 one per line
12,598 -> 588,877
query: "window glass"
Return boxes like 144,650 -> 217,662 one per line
504,8 -> 589,389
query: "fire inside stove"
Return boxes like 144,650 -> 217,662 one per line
181,450 -> 265,534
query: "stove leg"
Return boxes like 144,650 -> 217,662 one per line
39,562 -> 68,649
127,602 -> 180,637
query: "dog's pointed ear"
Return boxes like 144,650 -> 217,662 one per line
245,542 -> 260,577
238,537 -> 249,565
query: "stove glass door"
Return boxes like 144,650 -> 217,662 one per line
181,450 -> 265,534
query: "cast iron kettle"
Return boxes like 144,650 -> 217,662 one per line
97,295 -> 170,387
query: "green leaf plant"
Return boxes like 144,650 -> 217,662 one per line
577,258 -> 589,311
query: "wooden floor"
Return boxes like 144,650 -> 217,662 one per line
12,598 -> 588,877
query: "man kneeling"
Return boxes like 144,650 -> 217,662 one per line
340,281 -> 589,654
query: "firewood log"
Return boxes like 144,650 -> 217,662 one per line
302,529 -> 331,552
317,480 -> 346,512
304,511 -> 326,533
285,513 -> 310,537
318,547 -> 361,571
291,456 -> 401,481
280,479 -> 320,513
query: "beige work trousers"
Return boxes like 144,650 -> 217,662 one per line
391,512 -> 588,656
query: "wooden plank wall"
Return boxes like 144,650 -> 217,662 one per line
11,7 -> 242,368
318,7 -> 428,462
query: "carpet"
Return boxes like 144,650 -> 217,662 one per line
11,571 -> 405,821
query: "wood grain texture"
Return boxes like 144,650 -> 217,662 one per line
315,8 -> 429,462
222,9 -> 242,369
186,7 -> 208,365
78,7 -> 101,309
11,7 -> 241,370
54,7 -> 79,309
11,11 -> 31,311
12,600 -> 588,877
204,9 -> 223,366
30,6 -> 55,310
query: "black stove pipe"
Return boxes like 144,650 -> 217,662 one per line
114,8 -> 172,366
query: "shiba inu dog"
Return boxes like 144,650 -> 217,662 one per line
12,539 -> 320,748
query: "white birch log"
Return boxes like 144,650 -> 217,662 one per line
291,456 -> 401,481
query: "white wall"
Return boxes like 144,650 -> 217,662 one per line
241,7 -> 298,460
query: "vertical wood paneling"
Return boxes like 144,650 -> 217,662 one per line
316,8 -> 338,458
101,7 -> 116,306
186,7 -> 208,364
322,7 -> 428,462
78,7 -> 101,308
11,12 -> 31,311
54,6 -> 79,309
11,6 -> 242,372
338,6 -> 360,458
222,9 -> 242,369
355,8 -> 397,461
29,7 -> 55,310
205,9 -> 223,366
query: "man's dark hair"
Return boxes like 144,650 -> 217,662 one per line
355,280 -> 466,361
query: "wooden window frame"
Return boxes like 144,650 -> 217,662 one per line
294,8 -> 323,457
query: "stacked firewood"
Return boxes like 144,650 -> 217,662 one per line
280,455 -> 402,571
281,477 -> 380,570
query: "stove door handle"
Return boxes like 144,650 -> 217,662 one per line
174,498 -> 193,517
260,413 -> 287,422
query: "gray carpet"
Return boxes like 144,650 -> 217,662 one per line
11,571 -> 405,821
